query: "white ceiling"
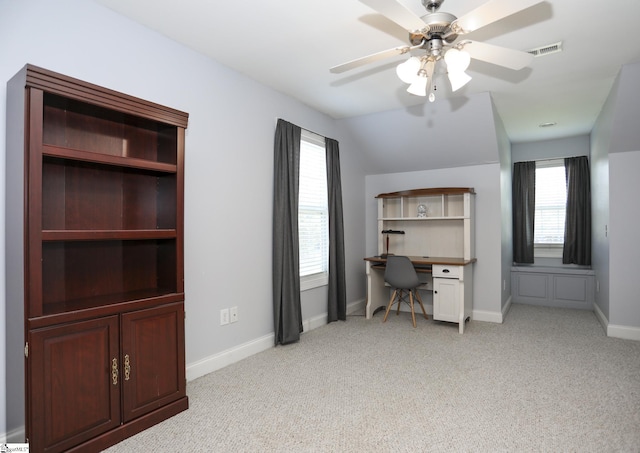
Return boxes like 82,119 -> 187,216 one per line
96,0 -> 640,143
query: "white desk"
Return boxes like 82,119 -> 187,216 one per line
364,256 -> 476,333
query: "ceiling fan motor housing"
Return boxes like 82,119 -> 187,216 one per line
410,11 -> 458,46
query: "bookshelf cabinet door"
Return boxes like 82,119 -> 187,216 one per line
121,302 -> 186,422
29,316 -> 121,453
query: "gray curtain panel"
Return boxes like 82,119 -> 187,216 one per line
513,161 -> 536,263
326,138 -> 347,322
563,156 -> 591,265
272,119 -> 303,345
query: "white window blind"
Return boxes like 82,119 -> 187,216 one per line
298,130 -> 328,286
534,160 -> 566,245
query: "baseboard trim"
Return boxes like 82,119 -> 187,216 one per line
347,298 -> 367,315
302,313 -> 327,332
472,308 -> 503,324
593,302 -> 608,333
186,333 -> 275,382
186,299 -> 366,382
501,296 -> 512,323
608,323 -> 640,341
1,426 -> 26,443
591,303 -> 640,341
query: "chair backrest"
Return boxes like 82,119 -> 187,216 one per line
384,256 -> 421,289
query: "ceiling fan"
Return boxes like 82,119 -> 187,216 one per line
331,0 -> 543,101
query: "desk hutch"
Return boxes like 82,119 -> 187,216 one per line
5,65 -> 188,452
365,187 -> 476,333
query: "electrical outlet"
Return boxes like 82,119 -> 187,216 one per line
220,308 -> 229,325
230,306 -> 238,323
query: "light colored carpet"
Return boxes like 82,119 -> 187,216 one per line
105,304 -> 640,452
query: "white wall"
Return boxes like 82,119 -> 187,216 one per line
606,61 -> 640,332
609,150 -> 640,328
0,0 -> 367,438
512,135 -> 590,162
590,77 -> 615,320
341,93 -> 503,175
334,123 -> 368,306
364,163 -> 503,319
591,61 -> 640,339
493,102 -> 514,311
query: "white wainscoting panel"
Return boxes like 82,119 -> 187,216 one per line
511,266 -> 595,309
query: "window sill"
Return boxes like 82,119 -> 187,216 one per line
534,244 -> 563,258
300,273 -> 328,291
512,265 -> 594,275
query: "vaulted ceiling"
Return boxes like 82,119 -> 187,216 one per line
96,0 -> 640,146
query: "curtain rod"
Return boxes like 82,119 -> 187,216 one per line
513,155 -> 588,164
275,117 -> 328,140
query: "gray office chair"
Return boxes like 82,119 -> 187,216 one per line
383,256 -> 428,328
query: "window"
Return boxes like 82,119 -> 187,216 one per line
534,159 -> 566,257
298,130 -> 328,290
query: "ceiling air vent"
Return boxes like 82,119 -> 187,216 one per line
527,41 -> 563,57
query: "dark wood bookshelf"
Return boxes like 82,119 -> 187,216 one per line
5,64 -> 188,452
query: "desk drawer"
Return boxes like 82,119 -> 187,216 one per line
433,265 -> 460,279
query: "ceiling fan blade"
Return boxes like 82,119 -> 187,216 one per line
359,0 -> 428,32
330,46 -> 413,73
461,40 -> 533,70
452,0 -> 543,34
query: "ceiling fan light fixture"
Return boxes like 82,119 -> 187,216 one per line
396,57 -> 422,84
444,48 -> 471,72
407,75 -> 428,96
331,0 -> 542,104
448,71 -> 472,92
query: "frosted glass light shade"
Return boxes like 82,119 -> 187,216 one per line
396,57 -> 421,84
445,48 -> 472,92
444,48 -> 471,72
407,76 -> 428,96
448,71 -> 472,91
